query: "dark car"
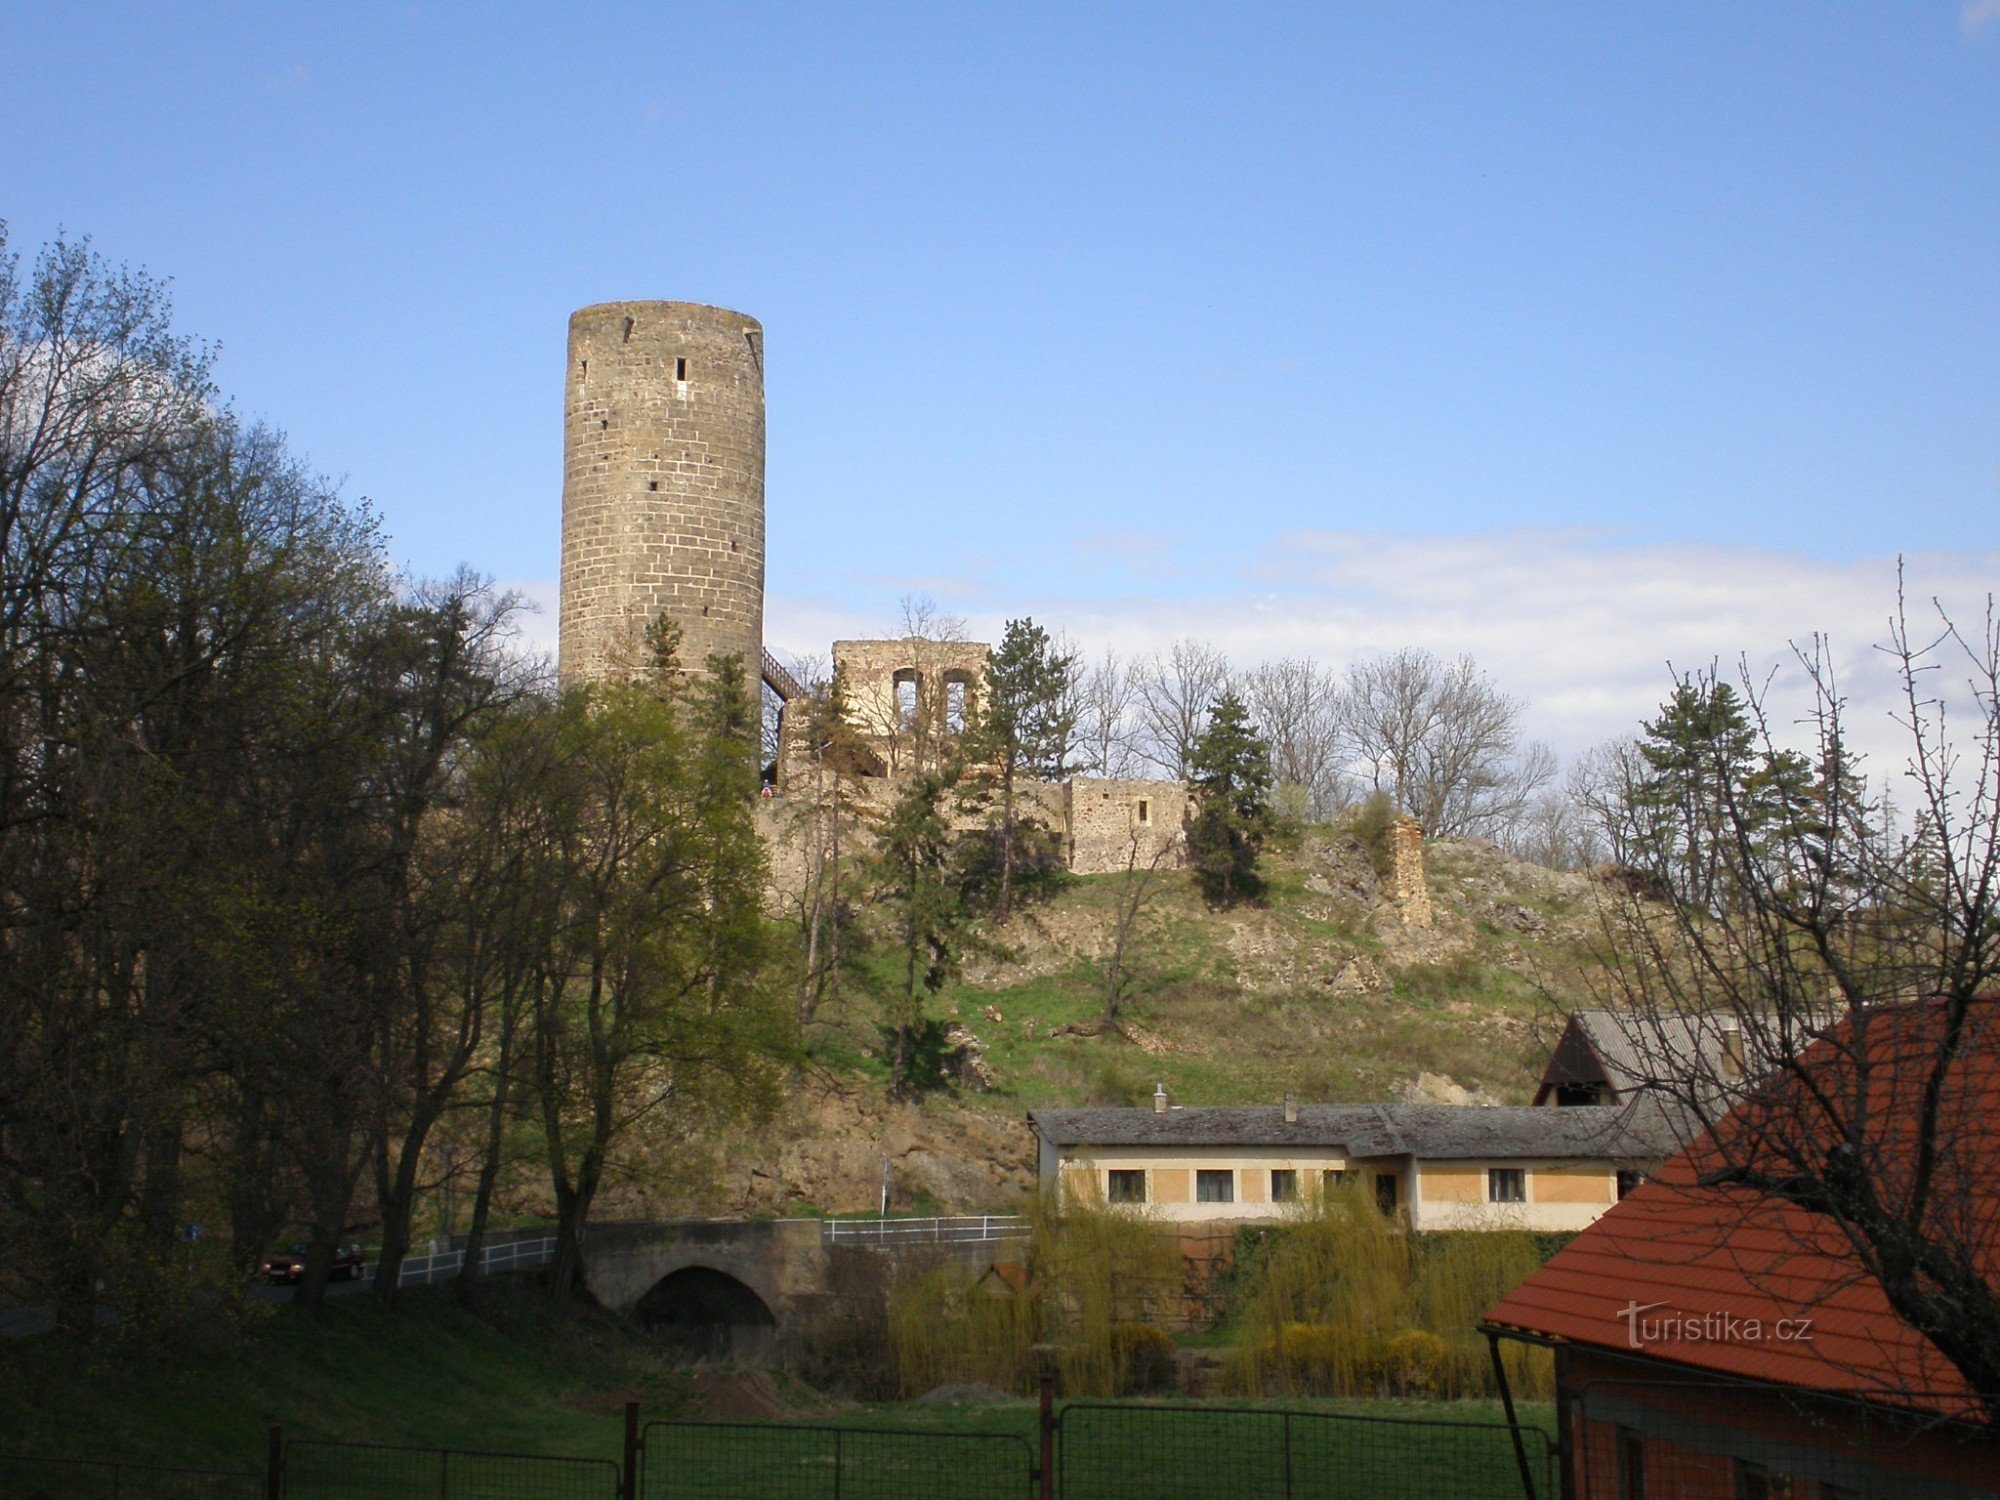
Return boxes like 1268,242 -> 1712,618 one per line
261,1242 -> 366,1283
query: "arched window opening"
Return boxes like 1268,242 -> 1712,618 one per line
893,669 -> 920,729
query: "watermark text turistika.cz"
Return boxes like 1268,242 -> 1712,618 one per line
1617,1301 -> 1815,1350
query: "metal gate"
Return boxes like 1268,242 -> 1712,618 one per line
639,1418 -> 1036,1499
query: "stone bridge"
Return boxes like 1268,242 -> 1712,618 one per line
583,1217 -> 1024,1361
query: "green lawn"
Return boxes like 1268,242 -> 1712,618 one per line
0,1288 -> 1557,1498
646,1398 -> 1558,1499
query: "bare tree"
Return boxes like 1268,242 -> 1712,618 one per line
847,596 -> 974,777
1133,638 -> 1231,780
1098,829 -> 1176,1025
1339,648 -> 1550,838
1243,656 -> 1347,821
1079,648 -> 1145,778
1499,764 -> 1610,870
1584,587 -> 2000,1413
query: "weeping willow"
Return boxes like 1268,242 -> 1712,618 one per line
1234,1179 -> 1553,1399
887,1190 -> 1182,1399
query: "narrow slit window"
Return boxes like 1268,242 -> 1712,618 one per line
1136,799 -> 1151,825
675,356 -> 688,381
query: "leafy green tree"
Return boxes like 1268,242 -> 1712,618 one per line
1186,691 -> 1274,905
788,666 -> 876,1029
959,617 -> 1080,920
529,643 -> 788,1300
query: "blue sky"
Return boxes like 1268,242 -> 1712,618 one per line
4,4 -> 1996,757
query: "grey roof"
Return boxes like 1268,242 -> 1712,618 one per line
1548,1009 -> 1825,1100
1029,1098 -> 1685,1162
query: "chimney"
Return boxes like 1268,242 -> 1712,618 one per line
1283,1092 -> 1298,1124
1153,1083 -> 1169,1115
1720,1021 -> 1745,1081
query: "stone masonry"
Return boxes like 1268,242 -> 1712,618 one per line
1387,814 -> 1434,929
1065,778 -> 1187,875
560,301 -> 765,688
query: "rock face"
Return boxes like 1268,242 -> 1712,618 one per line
720,1092 -> 1036,1218
1396,1070 -> 1504,1108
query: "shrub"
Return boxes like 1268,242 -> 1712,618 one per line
877,1195 -> 1183,1401
1376,1329 -> 1448,1397
1345,790 -> 1402,883
1111,1321 -> 1178,1395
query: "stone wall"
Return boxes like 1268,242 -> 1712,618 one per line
1387,814 -> 1433,928
830,637 -> 992,777
1064,778 -> 1187,875
559,300 -> 765,688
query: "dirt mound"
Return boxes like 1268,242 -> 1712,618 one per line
682,1368 -> 796,1421
914,1381 -> 1015,1406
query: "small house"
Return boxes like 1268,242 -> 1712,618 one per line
1029,1092 -> 1681,1232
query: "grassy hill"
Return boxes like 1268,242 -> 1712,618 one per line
682,827 -> 1617,1220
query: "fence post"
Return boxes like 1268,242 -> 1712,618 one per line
1038,1368 -> 1056,1500
833,1427 -> 844,1500
1282,1410 -> 1293,1500
264,1423 -> 283,1500
622,1400 -> 641,1500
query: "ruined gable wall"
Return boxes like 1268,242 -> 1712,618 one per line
832,637 -> 993,775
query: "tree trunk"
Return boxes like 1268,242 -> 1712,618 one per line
371,1106 -> 437,1307
997,763 -> 1016,923
457,1005 -> 518,1300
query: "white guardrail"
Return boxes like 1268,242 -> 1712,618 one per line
820,1214 -> 1030,1248
377,1233 -> 558,1287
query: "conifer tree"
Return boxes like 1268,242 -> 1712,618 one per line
960,617 -> 1080,920
870,771 -> 967,1100
1186,691 -> 1274,905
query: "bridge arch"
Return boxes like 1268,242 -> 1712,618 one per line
634,1264 -> 777,1361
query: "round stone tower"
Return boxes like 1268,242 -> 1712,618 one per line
560,300 -> 765,688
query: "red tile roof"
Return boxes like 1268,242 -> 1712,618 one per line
1485,998 -> 2000,1421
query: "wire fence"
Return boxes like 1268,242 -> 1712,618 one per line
1569,1378 -> 2000,1499
0,1453 -> 260,1499
280,1439 -> 620,1499
1057,1402 -> 1558,1499
640,1419 -> 1036,1500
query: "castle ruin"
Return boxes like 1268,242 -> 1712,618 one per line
560,301 -> 766,691
555,299 -> 1180,878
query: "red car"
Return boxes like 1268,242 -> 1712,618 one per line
261,1242 -> 367,1283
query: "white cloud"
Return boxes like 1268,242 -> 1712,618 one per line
515,531 -> 1998,784
1964,0 -> 2000,37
